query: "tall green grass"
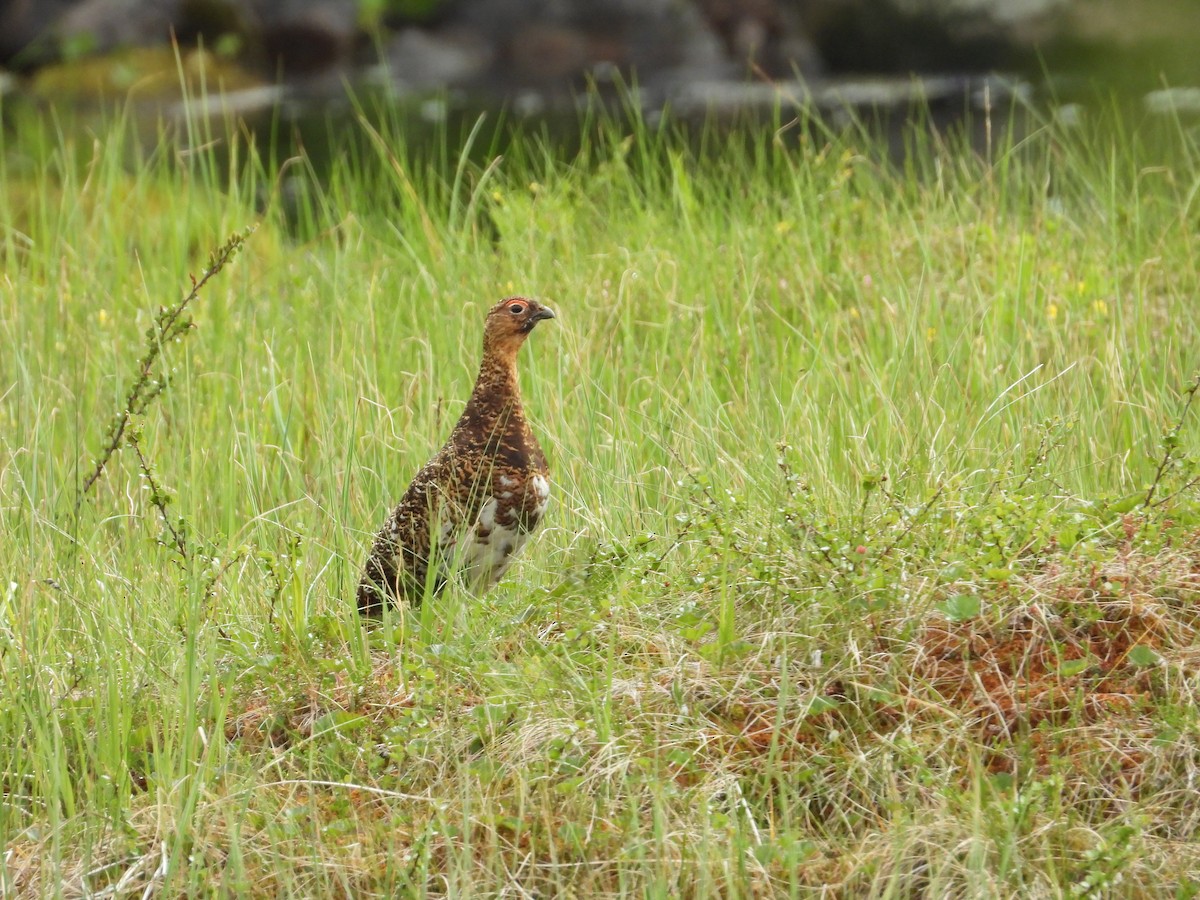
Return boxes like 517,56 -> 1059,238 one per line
1,86 -> 1200,895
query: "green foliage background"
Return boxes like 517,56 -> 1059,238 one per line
1,91 -> 1199,894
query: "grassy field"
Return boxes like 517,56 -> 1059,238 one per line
2,87 -> 1200,896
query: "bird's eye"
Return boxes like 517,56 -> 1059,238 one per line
509,304 -> 525,315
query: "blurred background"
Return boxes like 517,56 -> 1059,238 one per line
2,0 -> 1199,152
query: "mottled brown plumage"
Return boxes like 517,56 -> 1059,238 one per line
357,297 -> 555,615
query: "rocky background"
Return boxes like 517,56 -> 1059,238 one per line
0,1 -> 1196,113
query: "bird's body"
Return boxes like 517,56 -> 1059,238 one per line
357,297 -> 555,615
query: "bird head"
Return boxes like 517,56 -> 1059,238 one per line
483,296 -> 556,358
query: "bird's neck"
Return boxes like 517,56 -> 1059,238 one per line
463,350 -> 522,422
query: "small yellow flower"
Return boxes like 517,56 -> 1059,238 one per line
505,280 -> 515,292
926,326 -> 936,342
98,308 -> 109,325
1092,299 -> 1109,316
848,307 -> 860,319
774,220 -> 793,235
1075,280 -> 1087,295
1047,303 -> 1058,321
528,181 -> 542,194
491,190 -> 503,203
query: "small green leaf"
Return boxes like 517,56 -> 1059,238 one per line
1107,492 -> 1144,515
556,821 -> 587,846
311,710 -> 368,736
1127,644 -> 1161,667
939,563 -> 966,581
554,776 -> 586,795
1058,657 -> 1091,677
719,639 -> 756,659
805,696 -> 840,716
1055,523 -> 1080,548
754,837 -> 817,865
989,772 -> 1015,792
865,686 -> 894,705
679,622 -> 713,642
937,593 -> 981,621
1153,727 -> 1181,748
471,702 -> 518,736
665,747 -> 695,768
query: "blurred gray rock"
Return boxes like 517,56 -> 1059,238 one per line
0,0 -> 76,66
0,0 -> 1093,92
1144,87 -> 1200,116
445,0 -> 740,91
381,27 -> 494,89
0,0 -> 359,73
698,0 -> 823,76
53,0 -> 180,54
801,0 -> 1071,71
239,0 -> 359,73
890,0 -> 1068,41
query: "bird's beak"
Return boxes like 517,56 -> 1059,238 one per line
531,305 -> 556,323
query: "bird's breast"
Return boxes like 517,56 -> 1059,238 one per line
457,471 -> 550,593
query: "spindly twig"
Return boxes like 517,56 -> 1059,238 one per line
76,226 -> 254,510
127,423 -> 188,563
1145,372 -> 1200,508
880,483 -> 946,558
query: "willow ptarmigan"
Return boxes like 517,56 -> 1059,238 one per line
356,297 -> 556,615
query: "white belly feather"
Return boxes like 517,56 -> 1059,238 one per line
461,473 -> 550,593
